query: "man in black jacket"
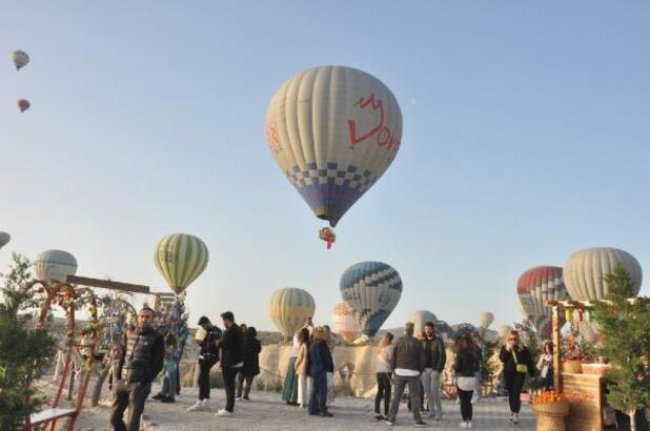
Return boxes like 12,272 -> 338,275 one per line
110,306 -> 164,431
386,322 -> 427,427
187,316 -> 222,411
215,311 -> 244,417
422,321 -> 446,420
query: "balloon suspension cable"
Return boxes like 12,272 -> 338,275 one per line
319,227 -> 336,250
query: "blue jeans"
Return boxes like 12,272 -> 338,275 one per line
162,359 -> 178,397
308,371 -> 327,414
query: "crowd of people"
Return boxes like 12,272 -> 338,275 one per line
108,307 -> 548,431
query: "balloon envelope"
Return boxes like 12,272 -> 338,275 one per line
18,99 -> 30,112
408,310 -> 437,339
267,288 -> 315,338
331,302 -> 360,343
479,312 -> 494,328
497,325 -> 513,340
517,266 -> 568,323
0,232 -> 10,249
11,50 -> 29,70
564,247 -> 642,301
34,249 -> 78,283
154,233 -> 209,295
266,65 -> 403,227
340,261 -> 402,338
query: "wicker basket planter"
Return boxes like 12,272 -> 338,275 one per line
533,401 -> 570,431
562,359 -> 582,374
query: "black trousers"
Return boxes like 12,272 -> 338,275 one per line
237,372 -> 254,398
223,367 -> 241,412
504,371 -> 526,413
110,382 -> 151,431
375,372 -> 392,415
457,387 -> 473,421
198,359 -> 216,400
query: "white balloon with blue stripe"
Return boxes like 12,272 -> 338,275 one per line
340,261 -> 402,338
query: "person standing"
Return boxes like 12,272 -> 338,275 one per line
237,327 -> 261,400
294,327 -> 311,408
282,328 -> 302,405
421,321 -> 446,420
110,307 -> 164,431
385,322 -> 427,428
454,334 -> 480,429
499,331 -> 534,425
374,332 -> 394,420
187,316 -> 222,411
536,342 -> 553,391
307,326 -> 334,417
215,311 -> 244,417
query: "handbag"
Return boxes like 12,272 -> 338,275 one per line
512,350 -> 528,374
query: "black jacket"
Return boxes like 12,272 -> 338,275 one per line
199,326 -> 222,362
242,336 -> 262,376
423,335 -> 447,372
391,335 -> 425,373
307,340 -> 334,376
220,323 -> 244,369
116,326 -> 164,384
499,345 -> 535,377
453,349 -> 480,377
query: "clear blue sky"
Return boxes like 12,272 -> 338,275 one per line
1,2 -> 649,332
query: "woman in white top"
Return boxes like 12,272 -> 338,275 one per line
536,342 -> 553,390
294,328 -> 311,407
375,332 -> 394,420
281,329 -> 302,405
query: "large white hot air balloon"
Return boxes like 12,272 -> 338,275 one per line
564,247 -> 642,301
267,288 -> 315,339
331,302 -> 360,344
33,250 -> 78,283
266,66 -> 402,230
408,310 -> 437,339
0,232 -> 10,250
478,311 -> 494,328
11,50 -> 30,71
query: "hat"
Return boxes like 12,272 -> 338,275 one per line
198,316 -> 210,326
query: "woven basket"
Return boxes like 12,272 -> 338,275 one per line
533,401 -> 570,416
562,360 -> 582,374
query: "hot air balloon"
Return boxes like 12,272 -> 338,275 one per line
340,261 -> 402,339
331,302 -> 360,344
517,266 -> 569,334
11,50 -> 29,71
266,66 -> 403,245
18,99 -> 30,113
435,320 -> 453,342
497,325 -> 513,340
478,312 -> 494,328
268,288 -> 315,340
408,310 -> 437,339
33,250 -> 78,283
154,233 -> 209,295
0,232 -> 10,249
564,247 -> 642,301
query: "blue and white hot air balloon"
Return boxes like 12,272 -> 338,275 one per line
266,66 -> 403,230
340,261 -> 402,339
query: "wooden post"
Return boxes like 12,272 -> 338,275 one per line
552,305 -> 562,392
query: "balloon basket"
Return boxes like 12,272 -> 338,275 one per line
318,227 -> 336,250
533,401 -> 569,431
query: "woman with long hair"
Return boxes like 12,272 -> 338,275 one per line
454,334 -> 479,429
294,327 -> 311,408
374,332 -> 394,420
536,342 -> 553,391
499,331 -> 534,424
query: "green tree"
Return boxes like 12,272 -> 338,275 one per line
0,254 -> 56,430
593,265 -> 650,431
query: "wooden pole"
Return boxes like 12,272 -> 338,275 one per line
66,275 -> 150,294
552,305 -> 562,392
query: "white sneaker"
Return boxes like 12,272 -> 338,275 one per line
200,399 -> 208,407
459,421 -> 468,428
467,421 -> 473,428
187,400 -> 204,411
513,413 -> 519,424
215,408 -> 233,417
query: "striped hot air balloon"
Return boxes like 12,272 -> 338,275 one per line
33,249 -> 78,283
267,288 -> 315,339
266,66 -> 403,228
340,261 -> 402,338
331,302 -> 360,344
408,310 -> 437,339
564,247 -> 642,301
0,232 -> 10,250
517,266 -> 568,324
154,233 -> 209,295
